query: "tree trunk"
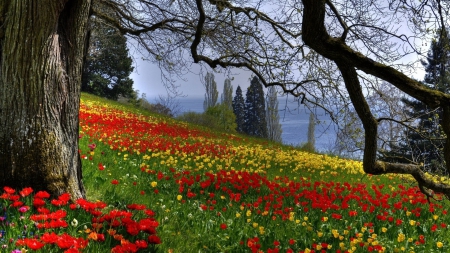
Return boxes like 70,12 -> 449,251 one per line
0,0 -> 91,199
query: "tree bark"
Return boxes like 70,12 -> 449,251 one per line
0,0 -> 91,199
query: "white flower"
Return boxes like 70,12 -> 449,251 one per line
71,218 -> 78,227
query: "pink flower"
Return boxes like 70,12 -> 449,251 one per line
88,143 -> 96,150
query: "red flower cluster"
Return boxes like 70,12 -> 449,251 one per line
79,104 -> 235,158
16,232 -> 89,252
0,186 -> 160,252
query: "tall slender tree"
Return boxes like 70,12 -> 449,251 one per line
233,85 -> 246,133
244,77 -> 268,138
266,86 -> 282,143
306,113 -> 316,151
203,72 -> 218,110
221,78 -> 233,110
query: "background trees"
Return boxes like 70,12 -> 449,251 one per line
233,86 -> 246,133
304,113 -> 316,152
266,86 -> 283,143
205,104 -> 237,133
244,77 -> 268,138
82,16 -> 135,100
222,78 -> 233,110
380,31 -> 450,173
203,72 -> 218,110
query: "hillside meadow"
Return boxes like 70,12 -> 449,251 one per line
1,93 -> 450,253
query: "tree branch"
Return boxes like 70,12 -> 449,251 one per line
303,0 -> 450,198
302,0 -> 450,109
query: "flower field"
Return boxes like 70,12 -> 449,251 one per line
2,93 -> 450,253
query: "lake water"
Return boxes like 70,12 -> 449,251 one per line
176,97 -> 337,152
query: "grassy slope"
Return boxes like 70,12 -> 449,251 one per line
79,93 -> 450,253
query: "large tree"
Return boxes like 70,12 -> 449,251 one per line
0,1 -> 89,198
3,0 -> 450,199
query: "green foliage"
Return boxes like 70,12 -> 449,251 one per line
176,105 -> 236,133
205,103 -> 237,133
232,85 -> 246,133
81,18 -> 135,100
423,29 -> 450,93
221,78 -> 233,110
176,111 -> 218,129
203,72 -> 218,110
244,76 -> 268,138
382,31 -> 449,173
117,90 -> 141,107
117,92 -> 176,117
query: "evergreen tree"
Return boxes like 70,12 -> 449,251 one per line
382,30 -> 450,172
82,18 -> 135,100
221,78 -> 233,110
244,77 -> 268,138
423,29 -> 450,92
203,72 -> 218,110
233,85 -> 246,133
266,86 -> 282,143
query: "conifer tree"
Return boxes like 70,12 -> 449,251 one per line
244,77 -> 268,138
233,85 -> 246,133
382,30 -> 450,172
82,18 -> 134,100
266,86 -> 282,143
203,72 -> 218,110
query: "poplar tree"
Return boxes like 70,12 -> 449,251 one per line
266,86 -> 282,143
221,78 -> 233,110
203,72 -> 218,110
306,113 -> 316,151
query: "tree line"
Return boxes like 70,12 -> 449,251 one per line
178,73 -> 284,143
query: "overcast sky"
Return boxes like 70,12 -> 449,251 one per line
130,57 -> 254,101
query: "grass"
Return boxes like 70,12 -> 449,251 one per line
1,92 -> 450,253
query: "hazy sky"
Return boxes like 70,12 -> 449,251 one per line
130,57 -> 254,101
